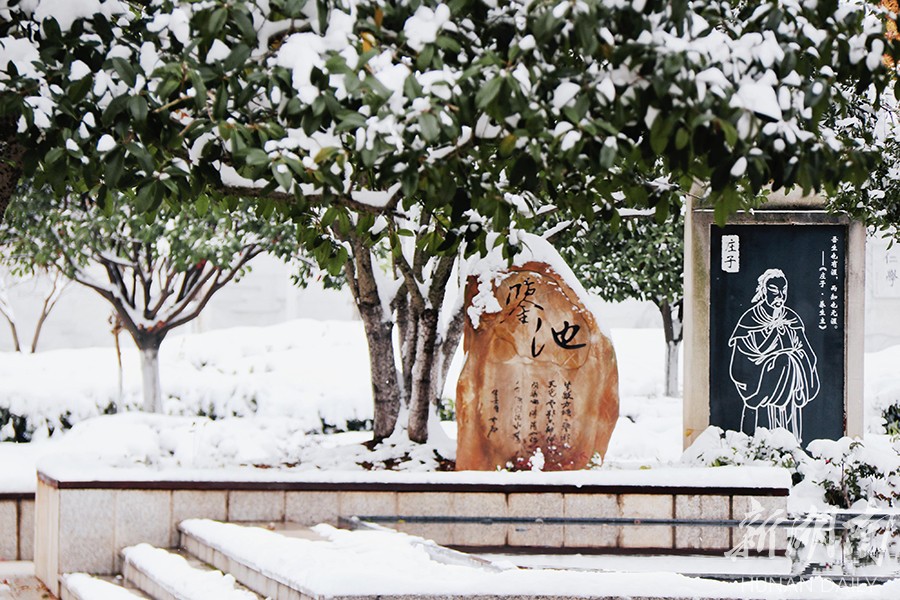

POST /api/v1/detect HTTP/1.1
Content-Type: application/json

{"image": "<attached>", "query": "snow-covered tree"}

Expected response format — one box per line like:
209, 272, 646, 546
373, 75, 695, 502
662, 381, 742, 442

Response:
0, 0, 897, 441
554, 211, 684, 397
1, 189, 300, 412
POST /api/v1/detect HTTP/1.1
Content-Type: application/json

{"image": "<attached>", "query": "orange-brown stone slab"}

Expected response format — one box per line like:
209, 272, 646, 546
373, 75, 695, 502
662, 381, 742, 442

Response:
456, 261, 619, 471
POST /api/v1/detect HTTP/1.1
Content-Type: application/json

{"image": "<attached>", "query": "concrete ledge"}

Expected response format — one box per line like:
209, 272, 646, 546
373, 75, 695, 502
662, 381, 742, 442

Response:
37, 462, 791, 496
34, 463, 791, 596
0, 494, 35, 561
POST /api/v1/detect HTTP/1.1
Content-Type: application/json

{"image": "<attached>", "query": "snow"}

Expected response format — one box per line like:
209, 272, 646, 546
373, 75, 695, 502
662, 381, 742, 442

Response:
479, 552, 793, 576
0, 38, 41, 81
463, 232, 612, 337
403, 4, 451, 52
0, 318, 793, 493
732, 81, 783, 121
551, 81, 580, 111
178, 519, 900, 599
350, 182, 402, 207
0, 315, 893, 492
32, 0, 126, 33
36, 443, 790, 489
63, 574, 145, 599
121, 544, 257, 599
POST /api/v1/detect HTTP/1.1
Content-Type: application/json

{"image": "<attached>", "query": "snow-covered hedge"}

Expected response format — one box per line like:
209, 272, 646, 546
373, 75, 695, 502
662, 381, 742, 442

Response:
681, 426, 811, 484
807, 437, 900, 510
684, 427, 900, 510
0, 320, 376, 442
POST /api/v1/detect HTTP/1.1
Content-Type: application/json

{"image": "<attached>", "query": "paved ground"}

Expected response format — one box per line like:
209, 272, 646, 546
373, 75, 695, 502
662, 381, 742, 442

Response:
0, 563, 54, 600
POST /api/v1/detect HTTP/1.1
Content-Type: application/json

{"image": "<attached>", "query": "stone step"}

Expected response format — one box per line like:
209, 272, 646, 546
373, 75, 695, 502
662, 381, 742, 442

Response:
59, 574, 153, 600
178, 521, 306, 600
120, 544, 261, 600
177, 519, 783, 600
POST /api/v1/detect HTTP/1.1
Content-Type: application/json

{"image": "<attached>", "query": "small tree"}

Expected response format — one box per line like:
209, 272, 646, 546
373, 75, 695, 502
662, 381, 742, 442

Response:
0, 266, 70, 353
555, 212, 684, 396
2, 190, 300, 412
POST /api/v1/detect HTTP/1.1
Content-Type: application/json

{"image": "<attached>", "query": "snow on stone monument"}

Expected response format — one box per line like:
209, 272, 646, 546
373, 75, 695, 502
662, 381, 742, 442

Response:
456, 235, 619, 471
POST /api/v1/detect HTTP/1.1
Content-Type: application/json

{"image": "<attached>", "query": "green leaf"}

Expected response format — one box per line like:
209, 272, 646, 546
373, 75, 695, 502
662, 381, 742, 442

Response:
68, 77, 92, 103
128, 96, 149, 125
675, 128, 690, 150
188, 71, 208, 110
719, 120, 738, 148
403, 74, 423, 100
314, 147, 339, 165
272, 163, 293, 190
499, 134, 517, 157
155, 77, 181, 102
126, 142, 154, 171
206, 8, 229, 39
416, 45, 435, 71
195, 195, 209, 216
419, 112, 440, 142
401, 170, 418, 198
45, 147, 66, 168
650, 116, 670, 155
213, 84, 228, 119
134, 182, 155, 212
475, 77, 503, 110
223, 44, 252, 72
336, 111, 367, 131
42, 17, 61, 42
105, 148, 125, 187
245, 148, 270, 166
599, 141, 616, 168
436, 35, 461, 53
232, 8, 256, 41
110, 58, 137, 87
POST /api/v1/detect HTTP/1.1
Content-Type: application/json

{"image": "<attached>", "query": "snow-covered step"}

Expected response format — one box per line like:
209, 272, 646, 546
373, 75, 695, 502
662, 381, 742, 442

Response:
60, 574, 152, 600
179, 521, 307, 600
121, 544, 261, 600
180, 519, 802, 600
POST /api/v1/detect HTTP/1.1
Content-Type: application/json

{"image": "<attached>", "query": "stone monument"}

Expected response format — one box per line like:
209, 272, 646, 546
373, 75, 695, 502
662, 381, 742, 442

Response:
683, 192, 865, 448
456, 260, 619, 471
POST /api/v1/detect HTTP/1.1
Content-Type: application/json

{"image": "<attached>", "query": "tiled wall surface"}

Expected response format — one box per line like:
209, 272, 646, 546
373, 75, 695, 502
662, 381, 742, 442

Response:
32, 479, 788, 596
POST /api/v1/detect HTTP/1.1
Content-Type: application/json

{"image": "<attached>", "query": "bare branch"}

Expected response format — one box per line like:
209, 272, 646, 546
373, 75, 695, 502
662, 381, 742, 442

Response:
164, 245, 264, 330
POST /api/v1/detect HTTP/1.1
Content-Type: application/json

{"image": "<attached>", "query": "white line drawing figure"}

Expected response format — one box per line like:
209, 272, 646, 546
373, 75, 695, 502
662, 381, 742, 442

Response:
728, 268, 820, 442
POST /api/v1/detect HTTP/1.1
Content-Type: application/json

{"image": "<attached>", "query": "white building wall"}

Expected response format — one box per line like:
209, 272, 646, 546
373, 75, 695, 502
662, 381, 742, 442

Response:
865, 235, 900, 352
0, 255, 357, 352
5, 238, 900, 353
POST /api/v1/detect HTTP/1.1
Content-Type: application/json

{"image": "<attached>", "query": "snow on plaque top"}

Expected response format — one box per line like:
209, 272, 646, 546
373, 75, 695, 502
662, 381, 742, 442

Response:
456, 234, 619, 471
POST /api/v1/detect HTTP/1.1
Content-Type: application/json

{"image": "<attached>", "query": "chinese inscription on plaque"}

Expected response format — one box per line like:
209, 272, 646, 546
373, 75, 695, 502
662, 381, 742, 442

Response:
456, 261, 619, 471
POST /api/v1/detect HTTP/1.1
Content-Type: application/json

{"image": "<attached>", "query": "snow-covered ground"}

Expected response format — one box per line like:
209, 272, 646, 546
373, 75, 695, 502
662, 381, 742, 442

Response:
0, 323, 682, 492
7, 319, 900, 598
0, 318, 897, 495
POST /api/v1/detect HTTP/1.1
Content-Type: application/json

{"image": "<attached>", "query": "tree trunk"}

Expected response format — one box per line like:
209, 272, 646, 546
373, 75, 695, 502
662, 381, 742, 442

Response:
137, 335, 164, 412
395, 289, 417, 403
111, 315, 124, 411
0, 120, 26, 223
361, 311, 401, 440
438, 307, 465, 393
30, 273, 67, 353
665, 340, 680, 398
5, 319, 19, 353
408, 308, 439, 443
658, 298, 684, 397
345, 240, 402, 441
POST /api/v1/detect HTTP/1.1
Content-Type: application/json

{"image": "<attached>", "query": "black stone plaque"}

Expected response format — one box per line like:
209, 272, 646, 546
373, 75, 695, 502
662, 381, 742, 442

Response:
709, 224, 846, 444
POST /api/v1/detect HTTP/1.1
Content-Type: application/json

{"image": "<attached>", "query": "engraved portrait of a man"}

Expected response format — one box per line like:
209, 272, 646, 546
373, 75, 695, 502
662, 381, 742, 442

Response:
727, 268, 820, 442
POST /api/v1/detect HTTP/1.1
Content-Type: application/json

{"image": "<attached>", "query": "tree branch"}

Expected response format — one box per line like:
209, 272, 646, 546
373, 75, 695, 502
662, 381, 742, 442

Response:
164, 245, 263, 331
